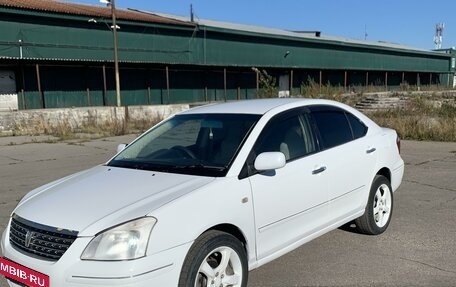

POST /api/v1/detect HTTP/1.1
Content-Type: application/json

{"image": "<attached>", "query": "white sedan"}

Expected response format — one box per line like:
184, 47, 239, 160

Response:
1, 98, 404, 287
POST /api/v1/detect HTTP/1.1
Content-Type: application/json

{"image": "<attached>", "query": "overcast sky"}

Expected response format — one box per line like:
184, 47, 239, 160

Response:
71, 0, 456, 50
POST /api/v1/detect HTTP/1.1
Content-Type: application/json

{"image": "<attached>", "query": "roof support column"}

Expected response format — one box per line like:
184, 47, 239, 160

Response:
290, 69, 294, 96
204, 71, 208, 102
146, 69, 151, 105
319, 70, 322, 92
365, 71, 369, 88
429, 73, 432, 86
417, 73, 420, 89
344, 71, 347, 91
85, 66, 91, 106
385, 72, 388, 91
224, 68, 227, 102
102, 65, 107, 106
35, 64, 44, 108
402, 72, 405, 85
256, 70, 259, 98
20, 64, 26, 110
237, 72, 241, 100
166, 66, 170, 104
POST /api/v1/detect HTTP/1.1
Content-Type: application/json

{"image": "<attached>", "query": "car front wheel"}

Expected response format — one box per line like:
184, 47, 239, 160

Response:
355, 175, 393, 235
178, 230, 248, 287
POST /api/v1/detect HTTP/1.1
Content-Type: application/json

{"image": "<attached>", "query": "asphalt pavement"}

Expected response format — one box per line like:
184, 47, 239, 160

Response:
0, 135, 455, 286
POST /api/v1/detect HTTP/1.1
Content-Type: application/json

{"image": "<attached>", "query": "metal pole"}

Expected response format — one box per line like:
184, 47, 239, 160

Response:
237, 72, 241, 100
35, 64, 45, 108
385, 72, 388, 91
255, 70, 259, 98
111, 0, 121, 107
224, 68, 227, 102
344, 71, 347, 91
147, 69, 151, 105
204, 71, 208, 102
166, 66, 170, 104
290, 69, 294, 96
20, 64, 26, 109
102, 65, 107, 106
319, 70, 322, 91
86, 66, 91, 106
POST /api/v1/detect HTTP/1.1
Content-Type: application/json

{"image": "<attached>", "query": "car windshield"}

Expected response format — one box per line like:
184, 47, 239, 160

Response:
108, 113, 260, 177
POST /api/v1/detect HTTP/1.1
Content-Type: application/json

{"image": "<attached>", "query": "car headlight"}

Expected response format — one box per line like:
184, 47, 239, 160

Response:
81, 217, 157, 261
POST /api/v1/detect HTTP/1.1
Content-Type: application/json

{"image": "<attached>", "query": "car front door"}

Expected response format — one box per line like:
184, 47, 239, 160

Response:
246, 111, 329, 262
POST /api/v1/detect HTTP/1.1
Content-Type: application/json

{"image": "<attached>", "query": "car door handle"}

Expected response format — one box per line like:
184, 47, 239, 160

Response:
366, 147, 376, 154
312, 166, 326, 175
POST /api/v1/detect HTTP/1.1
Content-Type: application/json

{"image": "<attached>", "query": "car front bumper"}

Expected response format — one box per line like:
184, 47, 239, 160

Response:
1, 221, 192, 287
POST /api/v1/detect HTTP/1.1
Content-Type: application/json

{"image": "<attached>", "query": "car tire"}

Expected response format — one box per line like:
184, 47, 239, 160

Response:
178, 230, 248, 287
355, 175, 393, 235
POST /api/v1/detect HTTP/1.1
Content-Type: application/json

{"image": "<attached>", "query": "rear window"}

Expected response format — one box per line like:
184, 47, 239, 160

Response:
347, 113, 368, 139
312, 110, 352, 149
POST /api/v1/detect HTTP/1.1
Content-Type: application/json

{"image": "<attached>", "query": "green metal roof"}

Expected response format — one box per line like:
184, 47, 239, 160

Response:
0, 0, 452, 73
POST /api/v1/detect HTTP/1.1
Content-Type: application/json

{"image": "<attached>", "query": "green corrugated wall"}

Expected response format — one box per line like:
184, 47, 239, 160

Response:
0, 6, 453, 109
0, 8, 450, 70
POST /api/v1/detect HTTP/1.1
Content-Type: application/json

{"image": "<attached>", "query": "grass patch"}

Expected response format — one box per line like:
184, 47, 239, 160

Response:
300, 78, 365, 106
12, 112, 163, 141
298, 79, 456, 142
366, 98, 456, 142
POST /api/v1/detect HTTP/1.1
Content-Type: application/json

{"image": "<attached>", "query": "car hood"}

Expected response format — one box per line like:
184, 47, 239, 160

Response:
13, 165, 214, 236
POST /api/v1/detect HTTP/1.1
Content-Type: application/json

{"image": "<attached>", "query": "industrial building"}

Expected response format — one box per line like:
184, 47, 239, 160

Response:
0, 0, 455, 110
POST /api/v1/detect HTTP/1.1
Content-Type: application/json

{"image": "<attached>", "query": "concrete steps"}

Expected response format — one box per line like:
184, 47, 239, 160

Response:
355, 95, 408, 110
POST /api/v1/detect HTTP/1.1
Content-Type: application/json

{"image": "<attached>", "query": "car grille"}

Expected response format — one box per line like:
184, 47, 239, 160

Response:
9, 215, 78, 261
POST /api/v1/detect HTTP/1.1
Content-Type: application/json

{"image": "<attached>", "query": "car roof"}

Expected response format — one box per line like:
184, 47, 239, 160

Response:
180, 98, 316, 115
178, 98, 380, 131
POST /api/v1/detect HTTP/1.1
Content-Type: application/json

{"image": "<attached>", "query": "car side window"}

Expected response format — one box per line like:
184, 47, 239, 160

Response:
312, 110, 353, 149
346, 113, 368, 139
254, 113, 316, 162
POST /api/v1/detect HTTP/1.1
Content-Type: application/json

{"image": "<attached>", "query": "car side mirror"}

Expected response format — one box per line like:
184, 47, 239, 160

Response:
117, 143, 127, 153
254, 152, 286, 171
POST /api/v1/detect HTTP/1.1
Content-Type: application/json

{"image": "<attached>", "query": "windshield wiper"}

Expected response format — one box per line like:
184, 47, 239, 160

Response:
109, 160, 227, 175
109, 161, 173, 172
171, 163, 226, 171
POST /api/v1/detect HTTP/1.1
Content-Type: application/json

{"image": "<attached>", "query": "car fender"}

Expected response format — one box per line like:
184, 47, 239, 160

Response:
372, 129, 404, 192
145, 176, 257, 266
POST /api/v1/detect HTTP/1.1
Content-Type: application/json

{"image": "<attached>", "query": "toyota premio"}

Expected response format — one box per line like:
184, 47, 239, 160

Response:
1, 98, 404, 287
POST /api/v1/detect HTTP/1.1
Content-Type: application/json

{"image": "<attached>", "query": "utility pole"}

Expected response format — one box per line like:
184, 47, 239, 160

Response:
110, 0, 121, 107
101, 0, 121, 106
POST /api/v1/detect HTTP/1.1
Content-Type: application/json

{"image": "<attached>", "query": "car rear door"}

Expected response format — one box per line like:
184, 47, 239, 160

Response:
309, 106, 378, 223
